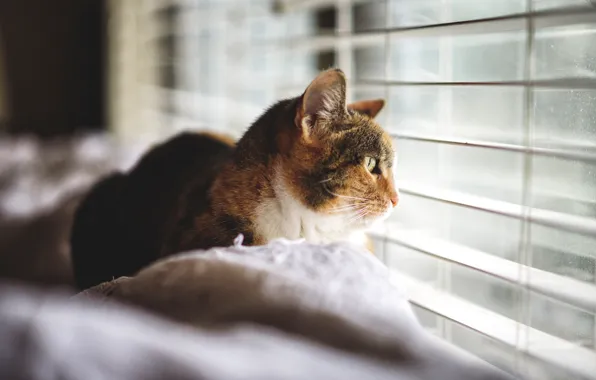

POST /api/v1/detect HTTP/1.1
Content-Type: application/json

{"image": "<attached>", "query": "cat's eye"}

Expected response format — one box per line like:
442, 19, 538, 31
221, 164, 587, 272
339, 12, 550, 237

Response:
364, 156, 377, 173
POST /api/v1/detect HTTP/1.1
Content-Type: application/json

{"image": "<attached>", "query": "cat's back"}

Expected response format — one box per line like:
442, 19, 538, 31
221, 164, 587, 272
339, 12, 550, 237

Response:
121, 131, 236, 257
129, 131, 235, 182
70, 131, 235, 290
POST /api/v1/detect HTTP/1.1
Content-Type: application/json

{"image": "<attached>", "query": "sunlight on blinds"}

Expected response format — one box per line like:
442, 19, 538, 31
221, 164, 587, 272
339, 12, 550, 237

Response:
142, 1, 596, 378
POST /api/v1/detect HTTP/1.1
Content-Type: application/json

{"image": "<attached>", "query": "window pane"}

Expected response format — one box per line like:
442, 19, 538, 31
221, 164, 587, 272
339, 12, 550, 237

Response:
387, 86, 525, 143
389, 195, 522, 261
535, 24, 596, 80
387, 0, 525, 29
532, 225, 596, 265
385, 241, 439, 282
388, 32, 524, 82
353, 46, 386, 81
534, 0, 595, 10
448, 320, 590, 380
529, 292, 595, 350
531, 156, 596, 219
395, 139, 525, 203
534, 89, 596, 148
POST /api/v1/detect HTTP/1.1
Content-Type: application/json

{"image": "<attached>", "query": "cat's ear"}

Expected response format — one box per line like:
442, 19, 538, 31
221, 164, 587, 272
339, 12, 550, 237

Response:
296, 69, 347, 140
347, 99, 385, 119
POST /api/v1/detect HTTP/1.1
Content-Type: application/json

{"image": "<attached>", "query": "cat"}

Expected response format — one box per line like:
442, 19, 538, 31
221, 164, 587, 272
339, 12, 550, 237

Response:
70, 68, 398, 290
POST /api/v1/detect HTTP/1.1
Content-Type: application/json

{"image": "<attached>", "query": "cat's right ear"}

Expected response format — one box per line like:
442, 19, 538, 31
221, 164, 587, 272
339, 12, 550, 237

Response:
296, 69, 347, 142
347, 99, 385, 119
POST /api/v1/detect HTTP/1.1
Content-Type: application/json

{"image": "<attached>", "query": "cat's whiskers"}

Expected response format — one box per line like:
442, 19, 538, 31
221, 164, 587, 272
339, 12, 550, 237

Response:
359, 208, 373, 223
334, 193, 368, 201
347, 205, 369, 224
327, 203, 361, 211
323, 187, 369, 202
327, 202, 367, 214
321, 183, 370, 202
328, 208, 357, 214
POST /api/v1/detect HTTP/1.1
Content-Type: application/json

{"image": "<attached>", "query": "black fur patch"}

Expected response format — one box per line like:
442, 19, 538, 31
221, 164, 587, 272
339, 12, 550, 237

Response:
215, 214, 254, 246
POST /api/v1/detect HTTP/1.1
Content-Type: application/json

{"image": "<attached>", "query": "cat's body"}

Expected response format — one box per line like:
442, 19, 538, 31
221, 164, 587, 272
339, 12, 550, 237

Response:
71, 132, 234, 289
71, 69, 398, 290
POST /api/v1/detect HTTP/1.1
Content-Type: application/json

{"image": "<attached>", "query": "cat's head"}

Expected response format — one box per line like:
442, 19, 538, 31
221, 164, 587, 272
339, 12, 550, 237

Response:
279, 68, 398, 230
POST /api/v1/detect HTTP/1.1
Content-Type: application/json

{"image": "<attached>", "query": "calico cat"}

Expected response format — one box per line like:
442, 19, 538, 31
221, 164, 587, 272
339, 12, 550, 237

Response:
70, 68, 398, 290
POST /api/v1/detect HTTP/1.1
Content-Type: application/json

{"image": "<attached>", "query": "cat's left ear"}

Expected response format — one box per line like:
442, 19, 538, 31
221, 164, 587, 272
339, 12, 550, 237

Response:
347, 99, 385, 119
296, 69, 347, 142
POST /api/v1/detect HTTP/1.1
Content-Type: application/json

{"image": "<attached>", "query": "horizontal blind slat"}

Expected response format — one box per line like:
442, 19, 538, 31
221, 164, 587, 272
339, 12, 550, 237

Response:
390, 132, 596, 164
370, 224, 596, 313
390, 270, 596, 380
356, 78, 596, 90
355, 6, 596, 36
250, 6, 596, 52
398, 181, 596, 237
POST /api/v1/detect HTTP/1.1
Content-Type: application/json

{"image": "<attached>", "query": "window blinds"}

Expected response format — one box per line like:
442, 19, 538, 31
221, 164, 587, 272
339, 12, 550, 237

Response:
138, 0, 596, 378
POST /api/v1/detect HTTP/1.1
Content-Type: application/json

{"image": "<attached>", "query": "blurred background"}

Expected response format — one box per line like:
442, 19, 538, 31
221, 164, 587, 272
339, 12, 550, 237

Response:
1, 0, 596, 379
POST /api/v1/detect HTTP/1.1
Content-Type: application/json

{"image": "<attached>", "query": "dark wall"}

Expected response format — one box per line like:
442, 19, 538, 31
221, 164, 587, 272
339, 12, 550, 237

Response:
0, 0, 106, 137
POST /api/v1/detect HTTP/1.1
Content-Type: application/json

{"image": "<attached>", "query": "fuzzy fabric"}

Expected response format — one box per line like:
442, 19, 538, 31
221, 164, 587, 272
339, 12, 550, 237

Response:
0, 133, 149, 219
0, 238, 518, 380
0, 133, 151, 287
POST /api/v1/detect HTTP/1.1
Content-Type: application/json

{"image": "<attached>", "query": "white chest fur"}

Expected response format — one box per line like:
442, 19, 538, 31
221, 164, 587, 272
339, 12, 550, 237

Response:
253, 174, 364, 246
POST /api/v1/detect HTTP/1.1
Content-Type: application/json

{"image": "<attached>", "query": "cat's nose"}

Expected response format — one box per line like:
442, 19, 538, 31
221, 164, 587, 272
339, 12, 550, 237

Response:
389, 191, 399, 207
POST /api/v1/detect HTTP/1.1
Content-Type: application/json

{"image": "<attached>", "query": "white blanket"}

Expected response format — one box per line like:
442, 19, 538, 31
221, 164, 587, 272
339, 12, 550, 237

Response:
0, 238, 519, 380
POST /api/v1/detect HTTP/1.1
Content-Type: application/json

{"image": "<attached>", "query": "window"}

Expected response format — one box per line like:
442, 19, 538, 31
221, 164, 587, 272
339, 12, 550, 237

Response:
142, 0, 596, 378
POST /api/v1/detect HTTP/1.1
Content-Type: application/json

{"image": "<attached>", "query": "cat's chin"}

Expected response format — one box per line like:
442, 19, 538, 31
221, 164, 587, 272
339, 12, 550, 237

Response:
351, 208, 393, 231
